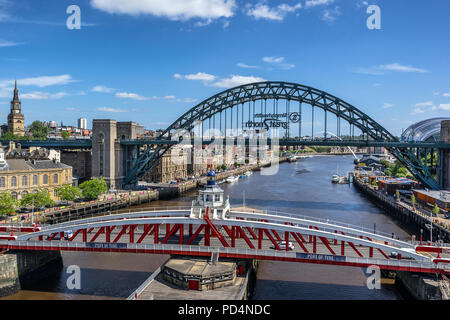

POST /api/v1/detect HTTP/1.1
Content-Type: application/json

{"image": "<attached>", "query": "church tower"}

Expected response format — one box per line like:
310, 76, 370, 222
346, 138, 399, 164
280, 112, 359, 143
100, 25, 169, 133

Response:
8, 81, 25, 137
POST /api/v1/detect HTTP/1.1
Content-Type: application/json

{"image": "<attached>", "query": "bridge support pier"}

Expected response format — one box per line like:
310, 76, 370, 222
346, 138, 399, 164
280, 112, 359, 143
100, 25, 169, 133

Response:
439, 120, 450, 190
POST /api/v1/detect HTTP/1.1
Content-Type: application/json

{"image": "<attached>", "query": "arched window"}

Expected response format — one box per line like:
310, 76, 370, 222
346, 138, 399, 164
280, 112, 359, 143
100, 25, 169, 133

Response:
0, 177, 5, 188
33, 190, 38, 194
22, 176, 27, 186
33, 175, 38, 185
22, 191, 28, 197
11, 176, 17, 187
53, 174, 58, 184
11, 192, 17, 200
43, 174, 48, 184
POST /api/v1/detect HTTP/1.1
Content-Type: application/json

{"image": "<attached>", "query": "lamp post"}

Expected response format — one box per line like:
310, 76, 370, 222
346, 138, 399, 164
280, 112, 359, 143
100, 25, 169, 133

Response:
430, 209, 433, 243
420, 228, 423, 246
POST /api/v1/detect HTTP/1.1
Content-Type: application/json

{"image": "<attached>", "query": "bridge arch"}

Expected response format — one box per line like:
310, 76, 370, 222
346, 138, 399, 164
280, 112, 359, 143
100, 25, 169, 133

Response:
124, 81, 439, 189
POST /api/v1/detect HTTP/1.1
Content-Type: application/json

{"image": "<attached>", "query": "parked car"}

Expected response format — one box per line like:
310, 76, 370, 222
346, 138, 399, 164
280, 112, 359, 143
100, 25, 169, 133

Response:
271, 241, 295, 251
46, 230, 73, 240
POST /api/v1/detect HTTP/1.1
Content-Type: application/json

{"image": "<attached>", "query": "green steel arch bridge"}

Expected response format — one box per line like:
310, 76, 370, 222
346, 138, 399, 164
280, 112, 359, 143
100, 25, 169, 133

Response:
1, 82, 449, 189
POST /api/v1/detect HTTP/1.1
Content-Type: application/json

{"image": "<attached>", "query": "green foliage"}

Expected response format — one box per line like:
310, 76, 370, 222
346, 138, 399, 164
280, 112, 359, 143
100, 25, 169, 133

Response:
29, 121, 49, 140
411, 194, 416, 206
1, 131, 26, 141
0, 192, 17, 216
220, 164, 227, 170
56, 184, 82, 202
432, 204, 440, 216
61, 131, 70, 140
386, 160, 411, 178
79, 178, 108, 200
21, 189, 55, 208
396, 189, 400, 199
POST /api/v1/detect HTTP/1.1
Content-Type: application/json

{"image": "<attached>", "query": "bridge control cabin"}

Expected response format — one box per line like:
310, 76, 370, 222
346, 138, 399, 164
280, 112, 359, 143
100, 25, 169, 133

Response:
190, 171, 230, 220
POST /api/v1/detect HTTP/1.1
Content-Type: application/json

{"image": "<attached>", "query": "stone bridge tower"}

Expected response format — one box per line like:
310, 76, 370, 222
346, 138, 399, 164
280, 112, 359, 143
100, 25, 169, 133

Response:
440, 120, 450, 190
92, 120, 137, 189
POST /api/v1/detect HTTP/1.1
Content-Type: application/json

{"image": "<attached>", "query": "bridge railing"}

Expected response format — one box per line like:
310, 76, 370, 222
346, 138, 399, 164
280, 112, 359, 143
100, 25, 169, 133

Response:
236, 209, 407, 241
2, 240, 448, 271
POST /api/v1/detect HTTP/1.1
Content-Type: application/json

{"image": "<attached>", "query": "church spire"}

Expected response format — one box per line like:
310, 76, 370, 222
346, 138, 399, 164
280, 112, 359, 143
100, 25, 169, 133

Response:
13, 80, 19, 101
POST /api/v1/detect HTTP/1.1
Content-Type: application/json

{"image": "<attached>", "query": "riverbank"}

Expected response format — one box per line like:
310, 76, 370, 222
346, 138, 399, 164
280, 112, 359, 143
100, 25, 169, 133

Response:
1, 158, 287, 225
353, 176, 450, 242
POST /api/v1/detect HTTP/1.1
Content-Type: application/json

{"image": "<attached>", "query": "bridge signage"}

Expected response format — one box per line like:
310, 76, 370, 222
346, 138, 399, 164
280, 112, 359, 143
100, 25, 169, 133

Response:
296, 252, 346, 262
244, 112, 300, 131
86, 243, 127, 249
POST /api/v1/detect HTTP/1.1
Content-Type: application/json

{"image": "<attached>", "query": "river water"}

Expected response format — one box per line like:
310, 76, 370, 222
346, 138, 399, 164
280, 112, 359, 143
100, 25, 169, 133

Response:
3, 156, 413, 300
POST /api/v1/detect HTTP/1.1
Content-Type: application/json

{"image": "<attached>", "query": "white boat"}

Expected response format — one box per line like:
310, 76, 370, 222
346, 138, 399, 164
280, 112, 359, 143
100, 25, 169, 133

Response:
244, 171, 253, 176
332, 174, 340, 183
226, 176, 239, 183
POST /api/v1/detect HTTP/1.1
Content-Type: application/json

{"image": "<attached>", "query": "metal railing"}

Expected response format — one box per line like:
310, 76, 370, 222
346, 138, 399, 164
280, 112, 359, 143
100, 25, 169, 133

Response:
2, 240, 448, 271
126, 267, 162, 300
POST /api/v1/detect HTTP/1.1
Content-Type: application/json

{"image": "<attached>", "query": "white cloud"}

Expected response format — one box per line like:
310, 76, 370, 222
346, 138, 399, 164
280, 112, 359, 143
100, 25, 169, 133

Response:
0, 74, 75, 88
305, 0, 334, 8
262, 56, 295, 70
322, 6, 340, 22
96, 107, 128, 113
414, 101, 434, 108
438, 103, 450, 111
21, 91, 69, 100
382, 103, 393, 109
0, 39, 23, 47
443, 93, 450, 97
174, 72, 216, 81
115, 92, 149, 100
246, 2, 302, 21
354, 63, 429, 75
91, 85, 116, 93
212, 75, 266, 88
379, 63, 428, 73
237, 62, 258, 69
263, 56, 284, 64
411, 108, 425, 115
90, 0, 236, 22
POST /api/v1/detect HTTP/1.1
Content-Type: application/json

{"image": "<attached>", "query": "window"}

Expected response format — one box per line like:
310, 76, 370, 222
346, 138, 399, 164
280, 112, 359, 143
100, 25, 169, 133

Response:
22, 191, 28, 197
54, 190, 58, 197
43, 174, 48, 184
22, 176, 27, 187
33, 175, 38, 185
11, 176, 17, 187
11, 192, 17, 200
33, 190, 38, 194
53, 174, 58, 184
0, 177, 5, 188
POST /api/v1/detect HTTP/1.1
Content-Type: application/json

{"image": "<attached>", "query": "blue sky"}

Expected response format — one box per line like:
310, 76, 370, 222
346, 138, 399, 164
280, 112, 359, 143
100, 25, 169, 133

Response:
0, 0, 449, 135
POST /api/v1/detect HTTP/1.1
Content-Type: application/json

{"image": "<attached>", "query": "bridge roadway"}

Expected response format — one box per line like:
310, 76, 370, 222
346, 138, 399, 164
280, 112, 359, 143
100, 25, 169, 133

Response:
1, 209, 450, 274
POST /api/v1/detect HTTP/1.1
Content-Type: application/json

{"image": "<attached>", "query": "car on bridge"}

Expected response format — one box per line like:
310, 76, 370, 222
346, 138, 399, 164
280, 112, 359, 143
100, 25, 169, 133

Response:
46, 230, 73, 241
271, 241, 295, 251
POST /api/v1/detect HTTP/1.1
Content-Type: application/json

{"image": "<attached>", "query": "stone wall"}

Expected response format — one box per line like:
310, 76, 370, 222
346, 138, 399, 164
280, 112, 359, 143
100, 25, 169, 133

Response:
396, 271, 443, 300
0, 254, 20, 297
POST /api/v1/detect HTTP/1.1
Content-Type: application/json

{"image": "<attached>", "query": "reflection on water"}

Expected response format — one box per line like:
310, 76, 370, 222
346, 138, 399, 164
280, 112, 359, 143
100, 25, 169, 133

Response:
4, 156, 410, 300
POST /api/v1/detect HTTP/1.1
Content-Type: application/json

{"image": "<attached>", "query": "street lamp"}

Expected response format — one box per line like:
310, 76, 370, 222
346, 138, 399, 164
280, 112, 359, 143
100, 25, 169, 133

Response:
420, 228, 423, 246
430, 209, 433, 243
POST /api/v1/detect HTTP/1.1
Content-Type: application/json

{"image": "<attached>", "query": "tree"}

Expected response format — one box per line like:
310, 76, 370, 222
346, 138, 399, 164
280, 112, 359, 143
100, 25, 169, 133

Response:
61, 131, 70, 140
56, 184, 82, 202
29, 121, 49, 140
432, 204, 440, 216
79, 178, 108, 200
395, 189, 400, 200
0, 192, 17, 216
411, 194, 416, 208
21, 189, 54, 208
395, 167, 409, 178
